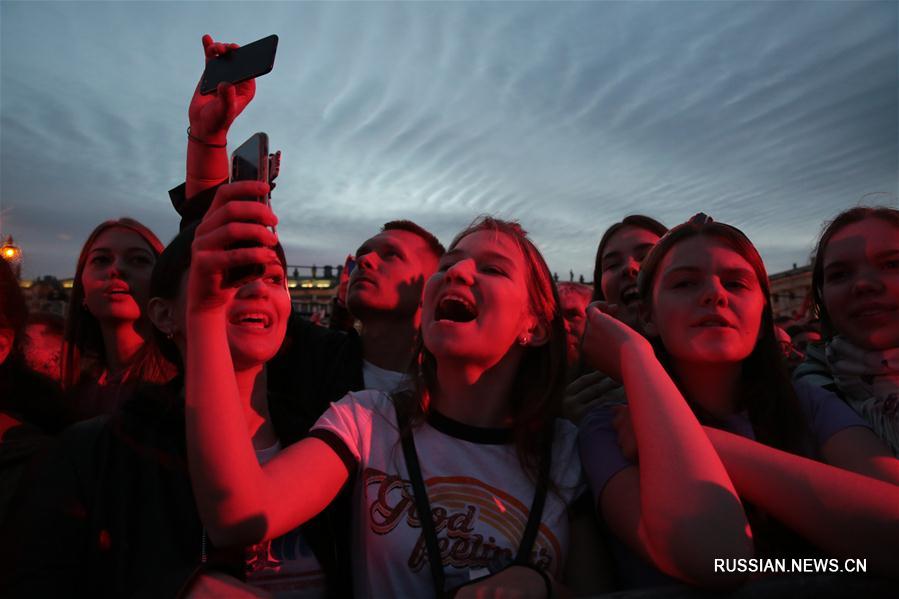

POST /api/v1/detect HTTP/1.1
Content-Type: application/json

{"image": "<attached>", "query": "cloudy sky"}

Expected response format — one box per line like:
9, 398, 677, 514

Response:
1, 1, 896, 280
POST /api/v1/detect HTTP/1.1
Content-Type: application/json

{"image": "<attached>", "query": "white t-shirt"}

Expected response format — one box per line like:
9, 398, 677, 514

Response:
246, 441, 327, 599
362, 360, 409, 394
311, 390, 583, 599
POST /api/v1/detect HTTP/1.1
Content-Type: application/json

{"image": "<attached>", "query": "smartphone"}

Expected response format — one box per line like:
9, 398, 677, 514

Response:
201, 34, 278, 95
225, 132, 277, 286
231, 132, 269, 194
346, 258, 356, 275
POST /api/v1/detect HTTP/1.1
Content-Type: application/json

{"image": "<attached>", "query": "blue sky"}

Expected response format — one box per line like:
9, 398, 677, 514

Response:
1, 1, 896, 280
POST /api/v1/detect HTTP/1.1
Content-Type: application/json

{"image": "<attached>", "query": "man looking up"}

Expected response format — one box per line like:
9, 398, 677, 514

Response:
347, 221, 443, 391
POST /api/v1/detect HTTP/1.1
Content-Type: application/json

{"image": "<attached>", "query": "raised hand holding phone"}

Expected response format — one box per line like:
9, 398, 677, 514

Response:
188, 180, 278, 313
188, 34, 258, 144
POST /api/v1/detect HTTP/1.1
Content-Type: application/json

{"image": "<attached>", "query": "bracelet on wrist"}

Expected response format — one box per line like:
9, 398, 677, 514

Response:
187, 126, 227, 148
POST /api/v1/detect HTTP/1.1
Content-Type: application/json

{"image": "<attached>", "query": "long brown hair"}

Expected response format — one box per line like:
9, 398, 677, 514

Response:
811, 205, 899, 339
62, 218, 164, 389
636, 215, 806, 454
397, 216, 567, 480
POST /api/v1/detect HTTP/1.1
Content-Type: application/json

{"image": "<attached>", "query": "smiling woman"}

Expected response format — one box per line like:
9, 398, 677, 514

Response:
185, 212, 609, 598
62, 217, 165, 419
796, 206, 899, 456
578, 214, 899, 588
592, 215, 668, 331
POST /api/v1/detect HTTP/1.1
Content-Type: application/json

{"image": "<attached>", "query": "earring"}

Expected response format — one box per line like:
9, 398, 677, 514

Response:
519, 334, 530, 346
165, 330, 174, 341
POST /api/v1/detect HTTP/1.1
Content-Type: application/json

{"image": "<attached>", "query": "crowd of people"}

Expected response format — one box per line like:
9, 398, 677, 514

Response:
1, 35, 898, 598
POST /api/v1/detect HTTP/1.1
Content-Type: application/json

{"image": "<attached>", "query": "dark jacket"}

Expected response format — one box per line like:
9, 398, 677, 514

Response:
3, 312, 364, 598
0, 358, 66, 526
2, 381, 208, 597
267, 314, 364, 598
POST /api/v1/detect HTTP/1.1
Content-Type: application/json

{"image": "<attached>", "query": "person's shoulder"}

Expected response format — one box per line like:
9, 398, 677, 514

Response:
792, 343, 834, 387
791, 377, 872, 444
48, 414, 112, 474
281, 313, 360, 359
553, 417, 579, 442
792, 377, 842, 410
63, 413, 111, 440
338, 388, 394, 413
286, 312, 350, 342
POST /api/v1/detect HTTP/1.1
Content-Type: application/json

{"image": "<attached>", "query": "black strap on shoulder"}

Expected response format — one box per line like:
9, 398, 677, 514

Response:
514, 425, 553, 565
395, 401, 555, 598
397, 403, 446, 598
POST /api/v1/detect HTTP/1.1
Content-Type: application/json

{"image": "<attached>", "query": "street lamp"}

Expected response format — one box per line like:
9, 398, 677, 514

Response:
1, 235, 23, 278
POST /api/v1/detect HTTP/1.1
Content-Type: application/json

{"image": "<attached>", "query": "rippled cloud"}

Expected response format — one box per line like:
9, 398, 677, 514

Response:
1, 1, 896, 279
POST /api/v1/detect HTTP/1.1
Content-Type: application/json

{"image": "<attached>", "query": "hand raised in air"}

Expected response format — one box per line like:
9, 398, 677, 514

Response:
188, 34, 256, 144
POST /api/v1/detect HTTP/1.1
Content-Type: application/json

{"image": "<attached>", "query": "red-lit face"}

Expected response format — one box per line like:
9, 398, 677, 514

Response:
225, 260, 292, 369
560, 292, 589, 366
81, 228, 156, 324
347, 230, 438, 322
23, 323, 63, 381
648, 237, 765, 367
601, 226, 661, 327
169, 260, 290, 371
821, 218, 899, 350
422, 230, 534, 367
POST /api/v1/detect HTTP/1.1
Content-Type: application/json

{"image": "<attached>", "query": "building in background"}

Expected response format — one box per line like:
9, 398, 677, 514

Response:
769, 263, 813, 323
287, 264, 340, 323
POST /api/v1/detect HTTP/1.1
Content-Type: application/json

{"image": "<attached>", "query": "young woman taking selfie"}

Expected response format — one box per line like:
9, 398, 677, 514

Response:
184, 189, 607, 597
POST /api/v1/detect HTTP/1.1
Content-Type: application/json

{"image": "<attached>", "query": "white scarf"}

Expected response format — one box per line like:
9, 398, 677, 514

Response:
825, 336, 899, 457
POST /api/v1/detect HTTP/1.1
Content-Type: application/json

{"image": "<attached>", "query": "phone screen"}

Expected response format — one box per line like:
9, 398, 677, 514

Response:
201, 34, 278, 95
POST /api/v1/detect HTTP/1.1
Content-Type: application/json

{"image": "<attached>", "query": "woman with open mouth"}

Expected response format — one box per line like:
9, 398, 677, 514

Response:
563, 215, 669, 424
592, 214, 668, 332
62, 217, 165, 420
579, 214, 899, 589
185, 198, 608, 597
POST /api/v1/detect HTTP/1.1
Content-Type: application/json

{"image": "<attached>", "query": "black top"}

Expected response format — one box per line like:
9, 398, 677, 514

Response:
2, 310, 366, 598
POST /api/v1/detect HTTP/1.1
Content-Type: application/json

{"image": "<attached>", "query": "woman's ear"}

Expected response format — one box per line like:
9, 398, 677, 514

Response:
523, 318, 550, 348
147, 298, 177, 338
